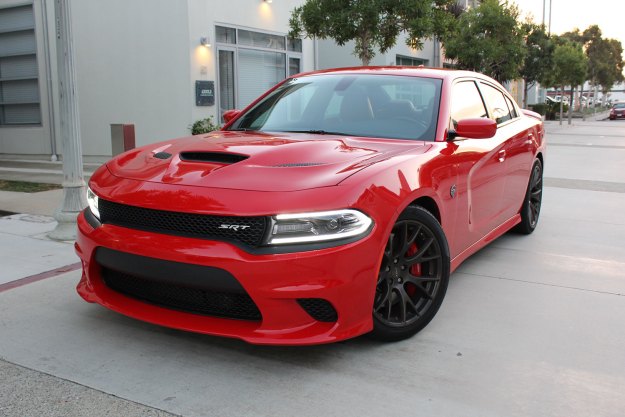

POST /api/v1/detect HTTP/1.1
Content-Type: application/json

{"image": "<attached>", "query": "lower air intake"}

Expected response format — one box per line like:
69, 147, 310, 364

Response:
101, 268, 262, 321
297, 298, 338, 322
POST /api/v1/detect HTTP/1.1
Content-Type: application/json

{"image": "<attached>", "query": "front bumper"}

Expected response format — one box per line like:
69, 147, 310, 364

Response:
75, 209, 383, 345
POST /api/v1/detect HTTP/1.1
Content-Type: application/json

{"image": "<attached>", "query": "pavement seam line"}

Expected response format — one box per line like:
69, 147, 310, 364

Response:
0, 358, 183, 417
0, 262, 81, 293
458, 271, 625, 297
544, 177, 625, 194
488, 244, 625, 267
547, 143, 625, 149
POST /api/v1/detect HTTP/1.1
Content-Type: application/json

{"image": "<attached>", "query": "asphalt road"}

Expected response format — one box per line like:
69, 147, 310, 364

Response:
1, 118, 624, 417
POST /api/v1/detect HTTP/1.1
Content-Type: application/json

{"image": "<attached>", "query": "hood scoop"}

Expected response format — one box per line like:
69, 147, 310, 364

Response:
179, 151, 248, 164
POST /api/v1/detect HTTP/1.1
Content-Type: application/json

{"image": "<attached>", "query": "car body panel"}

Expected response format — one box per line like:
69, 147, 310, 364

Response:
106, 132, 428, 192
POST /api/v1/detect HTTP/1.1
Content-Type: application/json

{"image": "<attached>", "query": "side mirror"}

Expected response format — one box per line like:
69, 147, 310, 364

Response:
223, 109, 241, 124
454, 118, 497, 139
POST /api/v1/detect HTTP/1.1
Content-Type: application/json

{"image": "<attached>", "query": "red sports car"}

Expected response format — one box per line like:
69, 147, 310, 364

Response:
76, 67, 545, 345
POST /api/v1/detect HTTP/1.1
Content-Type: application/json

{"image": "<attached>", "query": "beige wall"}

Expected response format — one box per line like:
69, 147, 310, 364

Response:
317, 32, 440, 70
71, 0, 192, 158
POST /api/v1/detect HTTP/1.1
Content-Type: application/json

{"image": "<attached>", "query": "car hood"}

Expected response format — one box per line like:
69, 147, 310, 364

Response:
106, 131, 429, 192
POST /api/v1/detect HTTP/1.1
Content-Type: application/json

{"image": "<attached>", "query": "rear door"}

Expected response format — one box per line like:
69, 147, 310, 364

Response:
479, 83, 533, 220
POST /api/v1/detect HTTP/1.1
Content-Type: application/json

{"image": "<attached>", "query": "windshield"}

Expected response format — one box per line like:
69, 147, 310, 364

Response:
614, 103, 625, 109
229, 74, 442, 141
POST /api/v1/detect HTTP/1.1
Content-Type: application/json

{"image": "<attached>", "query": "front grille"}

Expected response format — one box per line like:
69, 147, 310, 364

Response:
102, 268, 262, 321
98, 199, 267, 247
297, 298, 338, 322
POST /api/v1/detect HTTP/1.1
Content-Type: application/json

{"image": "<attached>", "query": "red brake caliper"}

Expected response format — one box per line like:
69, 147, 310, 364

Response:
406, 243, 421, 296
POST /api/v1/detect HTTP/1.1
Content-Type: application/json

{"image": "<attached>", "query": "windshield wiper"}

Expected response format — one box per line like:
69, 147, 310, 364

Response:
229, 128, 257, 132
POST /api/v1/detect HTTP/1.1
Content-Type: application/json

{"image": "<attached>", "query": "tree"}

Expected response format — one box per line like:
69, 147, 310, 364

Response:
442, 0, 526, 83
543, 38, 588, 124
288, 0, 457, 66
520, 22, 554, 108
562, 26, 624, 109
592, 38, 625, 104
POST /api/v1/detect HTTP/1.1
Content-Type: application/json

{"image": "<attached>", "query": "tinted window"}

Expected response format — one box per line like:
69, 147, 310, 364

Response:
481, 84, 512, 124
230, 74, 442, 141
450, 81, 487, 127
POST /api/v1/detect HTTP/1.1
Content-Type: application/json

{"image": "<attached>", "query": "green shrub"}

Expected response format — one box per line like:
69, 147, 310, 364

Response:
190, 116, 220, 135
535, 102, 568, 120
529, 103, 548, 115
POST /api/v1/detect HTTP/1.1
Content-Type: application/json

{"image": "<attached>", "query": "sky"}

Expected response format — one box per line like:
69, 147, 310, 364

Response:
514, 0, 624, 45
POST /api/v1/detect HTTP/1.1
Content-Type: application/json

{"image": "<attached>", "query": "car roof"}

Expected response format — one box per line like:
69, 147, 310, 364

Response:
292, 66, 500, 85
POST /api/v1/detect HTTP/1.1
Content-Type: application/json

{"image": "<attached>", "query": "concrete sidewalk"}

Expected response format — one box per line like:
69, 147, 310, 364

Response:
0, 172, 175, 415
0, 159, 99, 185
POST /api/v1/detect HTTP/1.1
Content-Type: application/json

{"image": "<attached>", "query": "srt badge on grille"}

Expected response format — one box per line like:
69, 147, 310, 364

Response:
219, 224, 251, 231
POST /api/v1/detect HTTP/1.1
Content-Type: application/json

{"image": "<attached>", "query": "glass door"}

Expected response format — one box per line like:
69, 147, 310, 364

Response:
217, 47, 236, 122
288, 56, 301, 77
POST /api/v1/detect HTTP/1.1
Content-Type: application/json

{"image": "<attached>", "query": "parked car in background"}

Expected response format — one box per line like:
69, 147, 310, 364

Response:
76, 67, 546, 345
609, 102, 625, 120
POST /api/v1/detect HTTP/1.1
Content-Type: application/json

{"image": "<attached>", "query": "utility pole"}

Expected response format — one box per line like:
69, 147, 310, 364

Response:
49, 0, 86, 241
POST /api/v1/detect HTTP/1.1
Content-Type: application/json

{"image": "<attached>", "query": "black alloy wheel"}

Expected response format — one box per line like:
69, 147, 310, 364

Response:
370, 206, 450, 342
514, 159, 543, 234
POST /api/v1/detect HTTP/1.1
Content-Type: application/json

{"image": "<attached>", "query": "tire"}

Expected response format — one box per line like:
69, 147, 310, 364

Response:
513, 159, 543, 234
370, 206, 450, 342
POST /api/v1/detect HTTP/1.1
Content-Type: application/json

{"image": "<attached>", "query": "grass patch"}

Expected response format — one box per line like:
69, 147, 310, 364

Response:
0, 180, 62, 193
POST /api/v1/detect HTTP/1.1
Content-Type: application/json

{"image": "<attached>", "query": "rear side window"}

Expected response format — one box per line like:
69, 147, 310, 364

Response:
450, 81, 487, 128
504, 95, 518, 119
481, 84, 512, 124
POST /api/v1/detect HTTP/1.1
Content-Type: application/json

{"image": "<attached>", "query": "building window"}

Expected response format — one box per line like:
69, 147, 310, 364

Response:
215, 25, 302, 120
396, 55, 428, 67
0, 4, 41, 126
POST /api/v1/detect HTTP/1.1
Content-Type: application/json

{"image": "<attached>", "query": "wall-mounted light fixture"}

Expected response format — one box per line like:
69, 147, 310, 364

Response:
200, 36, 211, 48
264, 0, 273, 3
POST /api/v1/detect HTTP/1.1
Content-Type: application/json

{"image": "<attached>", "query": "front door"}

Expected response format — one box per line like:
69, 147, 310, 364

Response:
448, 80, 508, 253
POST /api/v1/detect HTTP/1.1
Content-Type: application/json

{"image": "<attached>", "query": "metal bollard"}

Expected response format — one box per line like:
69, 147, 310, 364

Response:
111, 124, 136, 156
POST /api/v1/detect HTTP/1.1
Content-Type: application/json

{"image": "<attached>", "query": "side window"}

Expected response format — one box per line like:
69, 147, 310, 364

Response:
450, 81, 488, 128
504, 95, 518, 119
480, 84, 512, 124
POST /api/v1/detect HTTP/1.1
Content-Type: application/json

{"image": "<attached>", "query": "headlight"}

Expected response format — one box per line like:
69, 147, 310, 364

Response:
86, 186, 100, 219
268, 209, 373, 245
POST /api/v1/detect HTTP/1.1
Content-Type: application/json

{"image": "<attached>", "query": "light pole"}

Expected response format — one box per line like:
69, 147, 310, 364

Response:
548, 0, 553, 36
48, 0, 87, 241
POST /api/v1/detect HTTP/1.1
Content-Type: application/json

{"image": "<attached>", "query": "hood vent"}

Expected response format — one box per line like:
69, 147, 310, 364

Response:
273, 162, 324, 167
153, 152, 172, 160
179, 152, 249, 164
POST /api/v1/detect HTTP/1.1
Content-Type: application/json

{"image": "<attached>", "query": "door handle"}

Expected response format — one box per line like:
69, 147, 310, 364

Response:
498, 150, 506, 163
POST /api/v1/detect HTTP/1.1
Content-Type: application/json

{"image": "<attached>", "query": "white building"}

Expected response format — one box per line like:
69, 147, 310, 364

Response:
0, 0, 441, 162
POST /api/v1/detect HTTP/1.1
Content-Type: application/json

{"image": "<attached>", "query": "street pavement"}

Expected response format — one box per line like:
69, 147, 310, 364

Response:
1, 114, 624, 417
